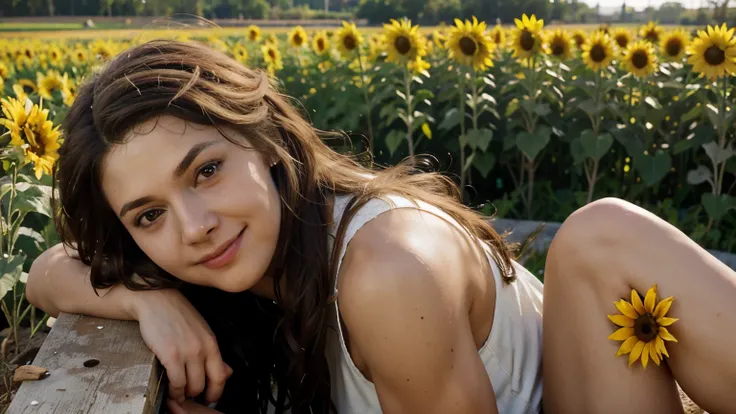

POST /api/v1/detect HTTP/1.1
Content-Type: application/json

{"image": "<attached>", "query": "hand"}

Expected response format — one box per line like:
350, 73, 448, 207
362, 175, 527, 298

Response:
167, 399, 222, 414
131, 289, 233, 404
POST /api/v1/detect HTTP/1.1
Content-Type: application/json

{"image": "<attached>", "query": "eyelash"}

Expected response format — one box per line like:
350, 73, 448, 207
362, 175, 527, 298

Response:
134, 159, 223, 228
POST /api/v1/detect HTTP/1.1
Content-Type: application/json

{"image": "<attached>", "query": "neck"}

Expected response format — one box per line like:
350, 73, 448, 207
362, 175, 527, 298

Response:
249, 274, 278, 301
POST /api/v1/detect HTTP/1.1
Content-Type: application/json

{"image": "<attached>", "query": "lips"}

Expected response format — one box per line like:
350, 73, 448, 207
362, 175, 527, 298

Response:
197, 228, 245, 270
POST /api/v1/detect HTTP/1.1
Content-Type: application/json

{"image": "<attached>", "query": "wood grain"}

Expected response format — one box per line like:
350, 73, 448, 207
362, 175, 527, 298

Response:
7, 312, 165, 414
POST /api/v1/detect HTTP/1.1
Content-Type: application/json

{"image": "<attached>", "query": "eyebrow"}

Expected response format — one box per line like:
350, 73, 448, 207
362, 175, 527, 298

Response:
118, 140, 219, 218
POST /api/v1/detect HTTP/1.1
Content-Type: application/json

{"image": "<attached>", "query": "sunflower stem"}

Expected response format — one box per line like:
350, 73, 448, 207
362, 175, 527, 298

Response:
459, 69, 467, 201
356, 47, 375, 158
403, 67, 415, 163
586, 69, 603, 204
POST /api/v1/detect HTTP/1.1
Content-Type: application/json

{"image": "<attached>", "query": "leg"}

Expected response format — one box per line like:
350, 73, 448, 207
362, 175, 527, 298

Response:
543, 198, 736, 414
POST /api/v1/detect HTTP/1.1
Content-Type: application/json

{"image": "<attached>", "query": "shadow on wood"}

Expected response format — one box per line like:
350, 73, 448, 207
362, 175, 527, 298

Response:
7, 313, 165, 414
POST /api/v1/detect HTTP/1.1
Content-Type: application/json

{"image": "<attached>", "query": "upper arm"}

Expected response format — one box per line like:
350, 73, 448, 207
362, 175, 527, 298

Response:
338, 208, 498, 414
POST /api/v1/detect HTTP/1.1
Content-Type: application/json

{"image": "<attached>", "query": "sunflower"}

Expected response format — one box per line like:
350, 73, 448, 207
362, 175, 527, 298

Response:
612, 28, 632, 51
335, 21, 363, 58
17, 78, 37, 96
232, 42, 248, 63
262, 44, 283, 74
247, 25, 262, 42
0, 61, 8, 79
511, 13, 544, 59
312, 31, 330, 55
544, 29, 573, 60
47, 45, 64, 67
490, 25, 507, 48
623, 40, 658, 78
446, 16, 494, 71
408, 57, 431, 75
288, 26, 308, 49
687, 23, 736, 80
639, 21, 663, 43
0, 97, 61, 179
608, 285, 678, 368
382, 18, 426, 64
582, 31, 615, 72
91, 41, 114, 61
572, 30, 586, 50
660, 29, 690, 61
71, 48, 88, 66
61, 76, 78, 107
37, 70, 65, 100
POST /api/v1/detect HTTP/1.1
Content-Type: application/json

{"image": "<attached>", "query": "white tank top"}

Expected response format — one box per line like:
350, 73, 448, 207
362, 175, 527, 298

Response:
325, 194, 544, 413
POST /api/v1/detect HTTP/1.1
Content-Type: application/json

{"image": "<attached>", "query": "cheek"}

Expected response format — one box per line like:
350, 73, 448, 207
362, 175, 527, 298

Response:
130, 230, 185, 277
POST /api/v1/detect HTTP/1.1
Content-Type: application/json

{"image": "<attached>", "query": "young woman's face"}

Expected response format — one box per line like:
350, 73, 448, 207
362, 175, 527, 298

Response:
101, 115, 281, 293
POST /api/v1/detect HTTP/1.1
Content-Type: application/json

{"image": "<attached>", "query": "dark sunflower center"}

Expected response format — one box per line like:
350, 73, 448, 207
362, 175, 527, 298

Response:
645, 30, 659, 42
632, 50, 648, 69
574, 35, 585, 47
343, 35, 357, 51
28, 129, 46, 156
293, 34, 303, 45
250, 31, 257, 40
459, 36, 478, 56
705, 45, 726, 65
395, 36, 411, 55
268, 49, 276, 59
552, 41, 565, 56
616, 36, 628, 48
590, 44, 607, 62
494, 33, 501, 44
317, 39, 325, 50
634, 314, 659, 342
666, 39, 682, 57
520, 30, 535, 51
25, 49, 32, 59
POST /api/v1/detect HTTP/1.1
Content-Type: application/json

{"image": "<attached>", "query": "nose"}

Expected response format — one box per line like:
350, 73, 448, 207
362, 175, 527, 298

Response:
176, 192, 219, 245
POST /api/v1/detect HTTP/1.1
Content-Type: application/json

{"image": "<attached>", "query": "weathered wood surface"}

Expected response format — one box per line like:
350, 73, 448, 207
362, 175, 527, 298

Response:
7, 312, 165, 414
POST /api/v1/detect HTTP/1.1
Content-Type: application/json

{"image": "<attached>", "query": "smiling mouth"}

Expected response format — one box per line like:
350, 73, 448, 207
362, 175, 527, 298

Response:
198, 228, 246, 270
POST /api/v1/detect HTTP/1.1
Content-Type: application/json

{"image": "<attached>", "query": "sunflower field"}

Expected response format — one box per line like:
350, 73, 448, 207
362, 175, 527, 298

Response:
0, 16, 734, 366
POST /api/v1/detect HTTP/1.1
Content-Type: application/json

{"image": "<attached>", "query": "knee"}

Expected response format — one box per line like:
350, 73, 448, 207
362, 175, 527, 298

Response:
547, 197, 647, 274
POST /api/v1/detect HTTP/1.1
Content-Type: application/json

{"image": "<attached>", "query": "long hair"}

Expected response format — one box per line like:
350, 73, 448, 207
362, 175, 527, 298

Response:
54, 39, 515, 413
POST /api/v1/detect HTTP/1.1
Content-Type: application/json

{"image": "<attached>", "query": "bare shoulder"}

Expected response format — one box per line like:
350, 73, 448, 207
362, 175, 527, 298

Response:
337, 206, 486, 316
335, 207, 498, 412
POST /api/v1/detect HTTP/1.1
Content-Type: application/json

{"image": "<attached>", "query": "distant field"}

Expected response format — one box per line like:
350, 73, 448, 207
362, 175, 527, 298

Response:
0, 21, 700, 40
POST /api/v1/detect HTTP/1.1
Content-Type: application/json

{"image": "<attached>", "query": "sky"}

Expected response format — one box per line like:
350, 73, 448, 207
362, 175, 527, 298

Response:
580, 0, 704, 10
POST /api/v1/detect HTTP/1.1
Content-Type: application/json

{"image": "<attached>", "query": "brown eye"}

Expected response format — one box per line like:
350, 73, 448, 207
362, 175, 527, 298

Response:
136, 209, 163, 227
195, 161, 221, 185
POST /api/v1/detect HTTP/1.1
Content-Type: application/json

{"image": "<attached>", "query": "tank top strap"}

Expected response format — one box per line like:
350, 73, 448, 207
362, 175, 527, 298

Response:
329, 194, 422, 294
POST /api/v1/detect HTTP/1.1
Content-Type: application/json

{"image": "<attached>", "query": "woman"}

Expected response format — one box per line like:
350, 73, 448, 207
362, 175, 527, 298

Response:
26, 40, 736, 414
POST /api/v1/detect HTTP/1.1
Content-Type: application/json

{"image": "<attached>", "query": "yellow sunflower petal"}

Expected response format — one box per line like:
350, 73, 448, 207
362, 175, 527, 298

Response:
653, 296, 674, 319
631, 289, 645, 315
629, 340, 645, 366
608, 314, 635, 327
658, 327, 678, 342
650, 345, 661, 365
657, 317, 679, 327
616, 335, 639, 357
641, 342, 651, 368
608, 327, 635, 341
644, 285, 657, 313
615, 299, 639, 319
656, 336, 670, 358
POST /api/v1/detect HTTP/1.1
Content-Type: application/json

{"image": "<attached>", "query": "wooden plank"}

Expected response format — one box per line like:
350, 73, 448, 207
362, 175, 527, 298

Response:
7, 312, 165, 414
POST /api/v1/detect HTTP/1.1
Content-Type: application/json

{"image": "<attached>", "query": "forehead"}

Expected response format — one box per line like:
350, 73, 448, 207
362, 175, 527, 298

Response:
100, 116, 227, 209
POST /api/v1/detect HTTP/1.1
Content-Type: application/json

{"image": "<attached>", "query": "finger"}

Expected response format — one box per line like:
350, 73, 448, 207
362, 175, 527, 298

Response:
185, 360, 206, 398
167, 399, 187, 414
203, 358, 229, 403
164, 362, 187, 403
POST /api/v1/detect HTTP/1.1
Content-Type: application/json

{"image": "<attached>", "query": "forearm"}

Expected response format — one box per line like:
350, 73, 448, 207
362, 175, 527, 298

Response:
27, 243, 140, 320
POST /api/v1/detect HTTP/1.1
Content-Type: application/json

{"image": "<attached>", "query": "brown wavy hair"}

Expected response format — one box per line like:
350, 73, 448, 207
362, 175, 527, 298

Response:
54, 39, 516, 413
